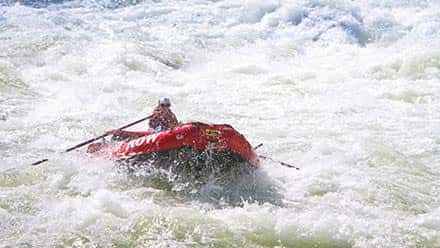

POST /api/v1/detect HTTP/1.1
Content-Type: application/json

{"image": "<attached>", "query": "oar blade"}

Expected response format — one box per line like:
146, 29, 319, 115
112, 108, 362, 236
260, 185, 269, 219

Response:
258, 155, 300, 170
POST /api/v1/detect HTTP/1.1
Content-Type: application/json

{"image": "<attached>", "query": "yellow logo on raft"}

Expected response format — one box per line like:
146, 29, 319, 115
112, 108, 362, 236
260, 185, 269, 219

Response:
205, 129, 221, 137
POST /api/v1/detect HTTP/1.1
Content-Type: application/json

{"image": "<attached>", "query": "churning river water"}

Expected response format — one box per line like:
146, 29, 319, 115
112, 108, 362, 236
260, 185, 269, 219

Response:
1, 0, 440, 247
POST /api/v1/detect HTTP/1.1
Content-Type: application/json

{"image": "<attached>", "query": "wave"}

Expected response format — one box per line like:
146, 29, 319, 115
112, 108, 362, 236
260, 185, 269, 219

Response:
2, 0, 148, 8
117, 148, 284, 207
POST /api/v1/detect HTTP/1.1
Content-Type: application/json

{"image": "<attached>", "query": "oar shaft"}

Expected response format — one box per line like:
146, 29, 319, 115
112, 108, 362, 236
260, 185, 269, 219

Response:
31, 115, 152, 166
115, 115, 152, 130
64, 115, 151, 153
64, 133, 108, 152
31, 159, 48, 166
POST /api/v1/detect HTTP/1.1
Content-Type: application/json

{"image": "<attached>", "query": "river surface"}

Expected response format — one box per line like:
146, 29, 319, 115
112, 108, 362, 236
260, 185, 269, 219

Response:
1, 0, 440, 247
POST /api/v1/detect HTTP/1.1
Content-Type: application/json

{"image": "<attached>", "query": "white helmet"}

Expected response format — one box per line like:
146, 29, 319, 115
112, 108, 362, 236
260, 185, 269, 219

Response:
159, 97, 171, 106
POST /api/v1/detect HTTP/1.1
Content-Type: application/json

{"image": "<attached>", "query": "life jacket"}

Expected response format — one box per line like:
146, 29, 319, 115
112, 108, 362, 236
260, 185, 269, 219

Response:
148, 106, 178, 130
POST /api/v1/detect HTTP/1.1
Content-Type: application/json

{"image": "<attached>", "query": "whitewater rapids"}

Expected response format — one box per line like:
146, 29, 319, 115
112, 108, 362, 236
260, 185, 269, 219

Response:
1, 0, 440, 247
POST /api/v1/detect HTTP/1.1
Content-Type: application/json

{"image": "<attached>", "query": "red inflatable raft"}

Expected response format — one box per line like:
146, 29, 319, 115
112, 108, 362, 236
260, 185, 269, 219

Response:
87, 122, 260, 168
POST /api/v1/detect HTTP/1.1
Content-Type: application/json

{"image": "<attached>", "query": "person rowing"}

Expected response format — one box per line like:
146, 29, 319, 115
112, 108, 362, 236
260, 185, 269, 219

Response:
149, 97, 178, 132
106, 97, 179, 139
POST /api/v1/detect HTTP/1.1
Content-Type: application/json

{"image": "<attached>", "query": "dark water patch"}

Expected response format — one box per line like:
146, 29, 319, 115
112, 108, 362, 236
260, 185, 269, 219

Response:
1, 0, 72, 8
0, 63, 40, 118
91, 0, 147, 9
1, 0, 148, 8
128, 208, 246, 247
0, 189, 41, 215
0, 166, 46, 188
117, 147, 284, 207
294, 1, 371, 46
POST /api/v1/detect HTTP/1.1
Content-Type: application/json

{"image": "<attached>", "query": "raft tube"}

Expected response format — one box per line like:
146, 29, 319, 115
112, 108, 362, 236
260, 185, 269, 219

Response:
89, 122, 260, 168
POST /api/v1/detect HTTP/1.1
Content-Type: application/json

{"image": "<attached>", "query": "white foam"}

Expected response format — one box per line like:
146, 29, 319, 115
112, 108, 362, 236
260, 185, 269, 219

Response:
1, 0, 440, 247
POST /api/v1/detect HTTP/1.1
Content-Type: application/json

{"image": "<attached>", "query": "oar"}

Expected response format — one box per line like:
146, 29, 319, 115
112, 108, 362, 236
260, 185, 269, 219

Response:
31, 115, 152, 166
253, 143, 263, 150
253, 143, 300, 170
258, 155, 300, 170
